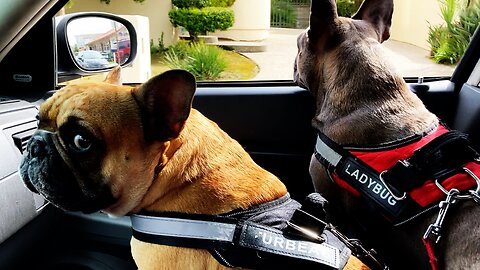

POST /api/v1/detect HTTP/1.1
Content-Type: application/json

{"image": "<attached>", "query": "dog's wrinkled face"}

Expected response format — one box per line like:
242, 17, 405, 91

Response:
294, 0, 394, 100
20, 68, 196, 216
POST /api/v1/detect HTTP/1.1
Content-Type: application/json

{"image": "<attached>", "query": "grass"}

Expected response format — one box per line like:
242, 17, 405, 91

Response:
152, 47, 258, 81
65, 47, 258, 84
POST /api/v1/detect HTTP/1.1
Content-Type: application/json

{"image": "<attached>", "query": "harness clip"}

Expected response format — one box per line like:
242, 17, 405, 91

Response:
423, 188, 458, 243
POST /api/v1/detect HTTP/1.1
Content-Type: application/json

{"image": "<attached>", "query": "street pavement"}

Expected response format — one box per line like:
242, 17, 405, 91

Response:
241, 28, 455, 81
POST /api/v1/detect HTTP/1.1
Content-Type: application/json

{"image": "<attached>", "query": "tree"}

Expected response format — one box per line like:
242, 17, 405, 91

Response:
169, 0, 235, 41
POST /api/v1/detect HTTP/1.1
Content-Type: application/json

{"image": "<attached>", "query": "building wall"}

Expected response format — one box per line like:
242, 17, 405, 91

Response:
66, 0, 175, 46
390, 0, 444, 50
66, 0, 271, 43
214, 0, 271, 41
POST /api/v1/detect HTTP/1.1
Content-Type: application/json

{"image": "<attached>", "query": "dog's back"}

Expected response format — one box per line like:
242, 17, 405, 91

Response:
294, 0, 480, 269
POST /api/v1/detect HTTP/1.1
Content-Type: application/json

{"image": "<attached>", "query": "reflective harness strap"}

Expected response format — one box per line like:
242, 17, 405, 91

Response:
130, 193, 389, 270
131, 214, 341, 269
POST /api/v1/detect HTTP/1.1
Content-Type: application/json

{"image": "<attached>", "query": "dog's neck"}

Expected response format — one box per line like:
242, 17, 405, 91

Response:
135, 109, 287, 215
312, 44, 438, 145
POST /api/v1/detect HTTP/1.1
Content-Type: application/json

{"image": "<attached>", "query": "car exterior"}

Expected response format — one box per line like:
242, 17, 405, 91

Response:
114, 40, 130, 64
76, 50, 111, 69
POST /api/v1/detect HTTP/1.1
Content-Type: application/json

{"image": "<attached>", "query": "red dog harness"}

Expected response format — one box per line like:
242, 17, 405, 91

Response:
314, 123, 480, 269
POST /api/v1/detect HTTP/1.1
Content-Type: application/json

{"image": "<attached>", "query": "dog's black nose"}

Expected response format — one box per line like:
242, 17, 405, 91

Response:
28, 135, 47, 157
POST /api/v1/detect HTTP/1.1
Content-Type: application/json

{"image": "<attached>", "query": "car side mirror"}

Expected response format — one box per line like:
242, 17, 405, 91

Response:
56, 12, 137, 79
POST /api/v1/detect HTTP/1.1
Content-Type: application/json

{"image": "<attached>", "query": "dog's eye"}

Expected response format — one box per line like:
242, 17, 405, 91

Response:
72, 133, 91, 151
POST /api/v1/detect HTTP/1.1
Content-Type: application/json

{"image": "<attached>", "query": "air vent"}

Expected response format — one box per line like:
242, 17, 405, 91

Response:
12, 128, 37, 153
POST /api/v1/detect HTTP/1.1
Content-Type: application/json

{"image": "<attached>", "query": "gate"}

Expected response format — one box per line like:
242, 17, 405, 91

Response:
270, 0, 311, 29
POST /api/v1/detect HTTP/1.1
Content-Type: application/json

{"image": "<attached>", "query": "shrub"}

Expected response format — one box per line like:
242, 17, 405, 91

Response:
169, 0, 235, 41
337, 0, 360, 17
428, 0, 480, 64
150, 32, 168, 56
209, 0, 236, 7
166, 40, 192, 59
169, 7, 234, 40
171, 0, 211, 8
164, 42, 227, 81
427, 24, 448, 56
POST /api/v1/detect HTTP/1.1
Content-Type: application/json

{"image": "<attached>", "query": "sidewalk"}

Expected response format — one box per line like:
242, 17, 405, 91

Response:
241, 28, 455, 80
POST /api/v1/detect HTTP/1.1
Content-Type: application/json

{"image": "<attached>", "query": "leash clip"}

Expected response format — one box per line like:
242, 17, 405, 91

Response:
423, 188, 459, 243
326, 225, 388, 270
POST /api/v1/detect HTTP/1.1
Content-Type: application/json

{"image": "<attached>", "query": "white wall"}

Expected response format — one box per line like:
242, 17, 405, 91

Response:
390, 0, 444, 50
213, 0, 271, 41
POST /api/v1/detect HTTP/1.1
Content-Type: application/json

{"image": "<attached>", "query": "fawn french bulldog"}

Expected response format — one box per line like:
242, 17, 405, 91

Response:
20, 67, 370, 269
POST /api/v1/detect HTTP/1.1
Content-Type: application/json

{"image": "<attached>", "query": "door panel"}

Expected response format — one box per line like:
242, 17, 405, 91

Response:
193, 86, 317, 199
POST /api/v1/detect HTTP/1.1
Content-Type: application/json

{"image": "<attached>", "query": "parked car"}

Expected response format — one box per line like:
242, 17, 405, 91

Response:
76, 50, 111, 69
114, 40, 130, 64
0, 0, 479, 269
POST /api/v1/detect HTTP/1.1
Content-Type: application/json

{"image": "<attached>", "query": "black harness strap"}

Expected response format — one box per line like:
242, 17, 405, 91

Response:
381, 130, 479, 193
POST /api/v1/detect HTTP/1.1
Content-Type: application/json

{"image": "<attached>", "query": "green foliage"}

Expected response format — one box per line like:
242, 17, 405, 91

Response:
150, 32, 168, 56
165, 40, 192, 59
270, 0, 296, 28
427, 24, 448, 56
171, 0, 211, 9
163, 42, 226, 81
169, 7, 234, 40
428, 0, 480, 64
337, 0, 360, 17
169, 0, 235, 40
209, 0, 236, 7
439, 0, 459, 28
99, 0, 145, 4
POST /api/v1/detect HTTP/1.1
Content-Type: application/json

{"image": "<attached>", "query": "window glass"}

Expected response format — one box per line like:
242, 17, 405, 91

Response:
60, 0, 478, 83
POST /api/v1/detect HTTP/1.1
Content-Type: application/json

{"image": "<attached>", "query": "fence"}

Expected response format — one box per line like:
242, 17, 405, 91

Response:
270, 0, 311, 29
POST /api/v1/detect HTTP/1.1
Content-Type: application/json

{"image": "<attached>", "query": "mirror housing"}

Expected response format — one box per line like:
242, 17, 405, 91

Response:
56, 12, 137, 79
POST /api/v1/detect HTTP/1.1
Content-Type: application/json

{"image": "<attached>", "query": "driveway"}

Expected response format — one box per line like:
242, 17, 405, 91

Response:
242, 28, 455, 80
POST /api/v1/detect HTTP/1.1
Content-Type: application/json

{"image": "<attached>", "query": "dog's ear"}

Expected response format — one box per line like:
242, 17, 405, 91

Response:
308, 0, 339, 44
104, 65, 122, 85
352, 0, 394, 42
133, 70, 196, 142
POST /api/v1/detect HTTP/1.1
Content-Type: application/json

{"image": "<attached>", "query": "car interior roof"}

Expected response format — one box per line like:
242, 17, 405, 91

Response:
0, 0, 59, 62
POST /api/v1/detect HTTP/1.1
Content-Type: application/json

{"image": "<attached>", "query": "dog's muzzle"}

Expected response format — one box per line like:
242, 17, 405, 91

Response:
20, 130, 115, 213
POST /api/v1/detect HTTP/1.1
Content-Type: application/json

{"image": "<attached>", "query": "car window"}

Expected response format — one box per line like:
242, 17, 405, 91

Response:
60, 0, 478, 83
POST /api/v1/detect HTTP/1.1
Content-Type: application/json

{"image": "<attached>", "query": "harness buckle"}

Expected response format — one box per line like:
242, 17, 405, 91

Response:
286, 220, 325, 243
435, 167, 480, 200
379, 170, 407, 201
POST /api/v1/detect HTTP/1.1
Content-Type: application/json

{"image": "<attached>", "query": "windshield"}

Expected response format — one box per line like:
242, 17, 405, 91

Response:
60, 0, 478, 83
